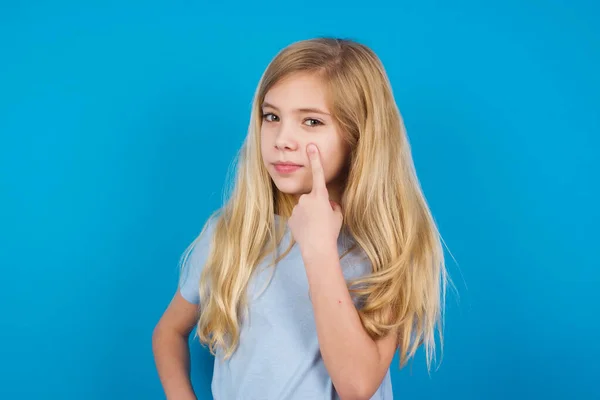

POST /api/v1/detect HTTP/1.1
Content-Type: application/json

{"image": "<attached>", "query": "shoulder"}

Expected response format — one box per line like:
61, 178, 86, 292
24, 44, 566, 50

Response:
339, 243, 373, 309
339, 233, 372, 280
178, 212, 220, 304
184, 213, 220, 264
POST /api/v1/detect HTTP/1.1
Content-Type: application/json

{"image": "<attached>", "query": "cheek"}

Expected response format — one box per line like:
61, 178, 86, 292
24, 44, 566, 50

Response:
259, 130, 270, 160
318, 142, 348, 180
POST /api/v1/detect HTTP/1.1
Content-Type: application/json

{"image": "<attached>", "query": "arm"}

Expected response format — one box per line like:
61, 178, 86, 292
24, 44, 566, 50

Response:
152, 292, 200, 400
288, 144, 397, 399
302, 247, 397, 400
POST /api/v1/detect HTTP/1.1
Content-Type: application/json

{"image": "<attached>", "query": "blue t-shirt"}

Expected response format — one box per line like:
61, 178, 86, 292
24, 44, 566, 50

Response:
179, 215, 394, 399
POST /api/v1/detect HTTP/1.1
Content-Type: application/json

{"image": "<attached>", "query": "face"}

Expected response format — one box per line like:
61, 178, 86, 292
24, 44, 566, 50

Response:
260, 72, 350, 202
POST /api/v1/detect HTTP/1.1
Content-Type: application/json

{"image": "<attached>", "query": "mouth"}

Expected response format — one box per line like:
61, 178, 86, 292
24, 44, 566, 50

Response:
272, 162, 303, 174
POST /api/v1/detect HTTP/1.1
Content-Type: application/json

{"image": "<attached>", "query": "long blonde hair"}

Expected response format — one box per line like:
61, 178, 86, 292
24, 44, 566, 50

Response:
187, 37, 448, 371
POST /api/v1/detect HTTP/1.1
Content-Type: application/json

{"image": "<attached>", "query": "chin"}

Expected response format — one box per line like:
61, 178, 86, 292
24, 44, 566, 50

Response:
271, 178, 307, 196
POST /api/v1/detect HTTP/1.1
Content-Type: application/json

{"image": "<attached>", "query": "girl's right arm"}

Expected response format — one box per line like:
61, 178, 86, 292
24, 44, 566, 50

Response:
152, 291, 200, 400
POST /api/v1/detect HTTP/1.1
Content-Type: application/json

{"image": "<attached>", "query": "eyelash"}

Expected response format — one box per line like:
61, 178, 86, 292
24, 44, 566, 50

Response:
262, 112, 324, 127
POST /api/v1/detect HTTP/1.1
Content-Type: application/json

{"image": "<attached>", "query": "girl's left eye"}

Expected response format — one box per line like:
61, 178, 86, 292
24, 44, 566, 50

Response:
304, 119, 323, 127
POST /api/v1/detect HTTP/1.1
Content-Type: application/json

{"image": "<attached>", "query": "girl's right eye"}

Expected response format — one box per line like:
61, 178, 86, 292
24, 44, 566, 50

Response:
262, 113, 279, 122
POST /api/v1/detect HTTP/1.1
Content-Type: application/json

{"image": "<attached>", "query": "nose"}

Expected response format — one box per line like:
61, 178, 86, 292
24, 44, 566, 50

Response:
274, 122, 298, 151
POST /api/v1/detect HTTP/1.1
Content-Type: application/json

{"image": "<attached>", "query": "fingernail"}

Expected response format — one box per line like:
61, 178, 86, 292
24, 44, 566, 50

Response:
307, 144, 316, 153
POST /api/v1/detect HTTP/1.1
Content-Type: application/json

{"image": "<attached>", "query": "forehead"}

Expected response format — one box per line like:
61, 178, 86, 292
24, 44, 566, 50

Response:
263, 72, 331, 111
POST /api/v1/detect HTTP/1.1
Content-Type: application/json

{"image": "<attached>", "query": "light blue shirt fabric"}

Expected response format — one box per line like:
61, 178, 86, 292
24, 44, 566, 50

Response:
179, 215, 394, 400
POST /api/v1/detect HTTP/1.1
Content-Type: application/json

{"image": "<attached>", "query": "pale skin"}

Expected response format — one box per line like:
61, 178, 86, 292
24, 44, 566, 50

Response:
152, 72, 396, 400
260, 72, 349, 204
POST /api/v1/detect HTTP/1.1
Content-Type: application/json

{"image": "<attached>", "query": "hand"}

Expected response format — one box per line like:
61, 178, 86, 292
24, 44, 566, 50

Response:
288, 143, 343, 257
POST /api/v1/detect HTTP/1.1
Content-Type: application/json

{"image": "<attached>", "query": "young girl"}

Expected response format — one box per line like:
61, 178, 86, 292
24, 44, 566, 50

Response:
152, 37, 447, 400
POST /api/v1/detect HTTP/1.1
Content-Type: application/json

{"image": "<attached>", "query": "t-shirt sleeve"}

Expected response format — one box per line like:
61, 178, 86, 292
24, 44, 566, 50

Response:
178, 217, 217, 305
341, 246, 372, 309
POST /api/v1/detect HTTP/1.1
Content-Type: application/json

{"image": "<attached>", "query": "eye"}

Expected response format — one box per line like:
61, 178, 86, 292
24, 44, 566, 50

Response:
304, 118, 324, 127
262, 112, 279, 122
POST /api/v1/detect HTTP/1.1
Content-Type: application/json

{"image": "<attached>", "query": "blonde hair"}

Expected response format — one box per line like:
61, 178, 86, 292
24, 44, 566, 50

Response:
187, 37, 448, 371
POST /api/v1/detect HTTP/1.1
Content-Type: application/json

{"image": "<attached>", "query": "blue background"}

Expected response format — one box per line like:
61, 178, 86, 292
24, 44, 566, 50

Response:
1, 1, 598, 399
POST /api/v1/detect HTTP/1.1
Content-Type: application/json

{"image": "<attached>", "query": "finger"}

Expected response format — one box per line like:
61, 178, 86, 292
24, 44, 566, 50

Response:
307, 143, 327, 195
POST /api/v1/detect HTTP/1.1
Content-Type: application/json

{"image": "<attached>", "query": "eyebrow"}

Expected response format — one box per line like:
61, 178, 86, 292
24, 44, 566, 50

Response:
261, 102, 331, 116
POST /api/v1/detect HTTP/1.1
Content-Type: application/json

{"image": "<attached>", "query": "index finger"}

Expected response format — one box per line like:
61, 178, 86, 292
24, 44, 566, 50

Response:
307, 143, 327, 195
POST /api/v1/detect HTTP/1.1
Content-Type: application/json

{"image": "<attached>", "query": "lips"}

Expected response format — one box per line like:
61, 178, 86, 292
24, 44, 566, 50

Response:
273, 162, 303, 173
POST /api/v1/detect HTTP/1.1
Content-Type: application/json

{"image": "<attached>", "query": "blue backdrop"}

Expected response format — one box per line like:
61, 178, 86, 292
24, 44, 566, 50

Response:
1, 1, 598, 399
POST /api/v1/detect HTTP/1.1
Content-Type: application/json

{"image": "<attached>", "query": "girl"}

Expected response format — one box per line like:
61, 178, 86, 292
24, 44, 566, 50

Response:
152, 37, 447, 400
